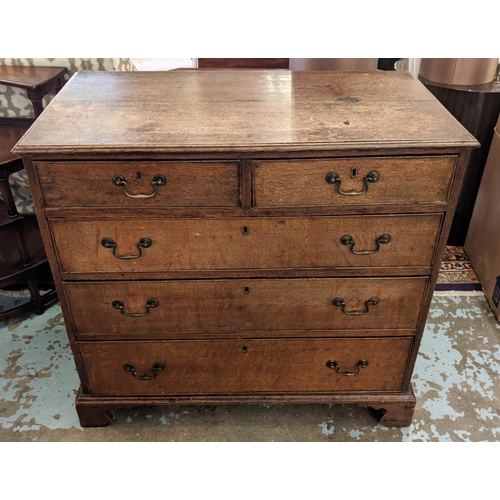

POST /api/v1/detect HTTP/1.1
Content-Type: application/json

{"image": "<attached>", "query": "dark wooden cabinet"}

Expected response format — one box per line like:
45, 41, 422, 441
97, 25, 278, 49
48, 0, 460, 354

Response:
13, 70, 478, 427
420, 73, 500, 245
197, 58, 289, 69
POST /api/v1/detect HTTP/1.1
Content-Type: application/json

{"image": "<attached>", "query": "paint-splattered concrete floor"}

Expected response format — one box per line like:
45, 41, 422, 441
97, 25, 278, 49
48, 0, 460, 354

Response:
0, 292, 499, 441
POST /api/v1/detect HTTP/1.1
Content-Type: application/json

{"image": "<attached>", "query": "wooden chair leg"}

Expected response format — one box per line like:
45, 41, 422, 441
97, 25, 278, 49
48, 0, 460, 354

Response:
25, 276, 44, 314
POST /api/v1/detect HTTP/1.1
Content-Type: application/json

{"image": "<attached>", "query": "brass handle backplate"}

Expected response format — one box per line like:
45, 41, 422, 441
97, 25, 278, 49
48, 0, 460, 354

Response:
326, 359, 369, 376
340, 233, 391, 255
112, 173, 167, 199
101, 237, 152, 260
123, 362, 166, 380
325, 170, 380, 196
332, 296, 380, 315
112, 298, 158, 317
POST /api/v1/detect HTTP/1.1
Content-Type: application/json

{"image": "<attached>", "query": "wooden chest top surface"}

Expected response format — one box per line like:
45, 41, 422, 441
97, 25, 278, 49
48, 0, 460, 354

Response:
13, 70, 478, 155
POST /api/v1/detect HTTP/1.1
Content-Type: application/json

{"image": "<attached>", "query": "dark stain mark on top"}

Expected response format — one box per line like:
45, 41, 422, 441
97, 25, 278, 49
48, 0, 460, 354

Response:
343, 120, 350, 125
337, 96, 360, 103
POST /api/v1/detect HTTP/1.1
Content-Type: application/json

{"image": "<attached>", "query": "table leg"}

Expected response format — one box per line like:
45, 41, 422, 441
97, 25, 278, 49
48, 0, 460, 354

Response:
56, 76, 64, 93
30, 99, 44, 118
26, 89, 45, 118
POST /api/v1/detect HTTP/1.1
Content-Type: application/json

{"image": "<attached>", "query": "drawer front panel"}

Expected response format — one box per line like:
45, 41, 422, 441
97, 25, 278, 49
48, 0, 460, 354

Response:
66, 278, 427, 335
51, 214, 442, 273
36, 161, 240, 208
79, 337, 412, 395
254, 156, 456, 207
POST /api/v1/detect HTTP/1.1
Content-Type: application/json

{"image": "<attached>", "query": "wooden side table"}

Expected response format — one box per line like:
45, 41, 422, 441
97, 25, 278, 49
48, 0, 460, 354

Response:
0, 65, 66, 319
0, 157, 58, 320
0, 65, 67, 117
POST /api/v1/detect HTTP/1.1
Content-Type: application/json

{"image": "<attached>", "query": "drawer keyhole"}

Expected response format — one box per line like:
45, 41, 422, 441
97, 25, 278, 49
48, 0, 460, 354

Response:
350, 167, 358, 179
242, 226, 249, 236
244, 287, 250, 294
136, 171, 143, 182
242, 346, 248, 353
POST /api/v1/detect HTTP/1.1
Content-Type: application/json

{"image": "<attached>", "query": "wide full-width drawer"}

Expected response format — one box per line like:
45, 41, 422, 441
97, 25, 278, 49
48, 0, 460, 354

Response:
35, 160, 240, 208
254, 156, 456, 207
78, 337, 412, 395
50, 214, 442, 274
65, 278, 427, 336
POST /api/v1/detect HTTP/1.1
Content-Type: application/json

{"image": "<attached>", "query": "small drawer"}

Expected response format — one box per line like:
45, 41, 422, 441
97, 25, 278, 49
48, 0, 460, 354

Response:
254, 156, 456, 207
66, 277, 427, 336
35, 160, 240, 208
50, 214, 442, 275
78, 337, 412, 395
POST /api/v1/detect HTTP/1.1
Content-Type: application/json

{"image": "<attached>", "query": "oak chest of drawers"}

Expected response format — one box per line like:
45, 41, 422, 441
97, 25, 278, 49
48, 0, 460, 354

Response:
13, 70, 478, 427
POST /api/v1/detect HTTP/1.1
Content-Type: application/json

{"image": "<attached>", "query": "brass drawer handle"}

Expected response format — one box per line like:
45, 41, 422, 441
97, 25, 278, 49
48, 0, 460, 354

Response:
112, 173, 167, 199
326, 359, 369, 376
340, 233, 391, 255
332, 296, 380, 315
123, 362, 166, 380
101, 237, 152, 259
112, 298, 158, 317
325, 170, 379, 196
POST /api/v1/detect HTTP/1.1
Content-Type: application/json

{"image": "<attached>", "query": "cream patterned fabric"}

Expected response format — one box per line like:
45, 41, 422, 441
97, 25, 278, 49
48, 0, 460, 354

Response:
0, 58, 136, 214
5, 170, 33, 215
0, 58, 136, 118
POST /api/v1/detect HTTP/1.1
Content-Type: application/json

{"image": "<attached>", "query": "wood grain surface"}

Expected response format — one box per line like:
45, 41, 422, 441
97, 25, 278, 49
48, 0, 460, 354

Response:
0, 119, 31, 165
12, 71, 478, 155
78, 337, 412, 395
0, 65, 66, 89
197, 58, 289, 69
15, 70, 476, 427
36, 160, 240, 208
254, 156, 456, 206
50, 214, 442, 273
65, 277, 427, 335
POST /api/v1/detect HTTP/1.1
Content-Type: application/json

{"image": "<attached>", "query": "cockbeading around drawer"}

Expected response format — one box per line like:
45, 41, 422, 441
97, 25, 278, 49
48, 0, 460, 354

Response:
35, 160, 241, 208
50, 214, 443, 275
78, 337, 413, 395
65, 277, 428, 337
254, 156, 456, 207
